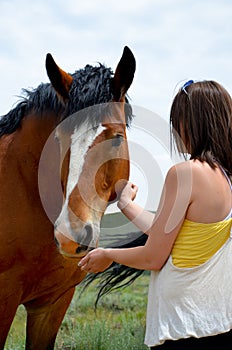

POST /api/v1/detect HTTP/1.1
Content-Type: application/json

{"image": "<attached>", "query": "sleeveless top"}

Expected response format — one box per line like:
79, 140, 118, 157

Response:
145, 166, 232, 347
172, 215, 232, 268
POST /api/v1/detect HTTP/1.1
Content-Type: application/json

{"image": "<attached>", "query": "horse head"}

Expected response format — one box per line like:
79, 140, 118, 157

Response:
45, 47, 136, 258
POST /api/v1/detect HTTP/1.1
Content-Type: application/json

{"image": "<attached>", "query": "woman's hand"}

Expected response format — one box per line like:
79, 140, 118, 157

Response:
78, 248, 113, 273
117, 181, 138, 210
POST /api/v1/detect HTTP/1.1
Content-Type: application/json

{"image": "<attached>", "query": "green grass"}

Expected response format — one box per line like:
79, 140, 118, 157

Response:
5, 274, 149, 350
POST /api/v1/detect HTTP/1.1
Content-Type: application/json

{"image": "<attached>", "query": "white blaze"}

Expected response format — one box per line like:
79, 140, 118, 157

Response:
66, 123, 106, 199
55, 122, 106, 242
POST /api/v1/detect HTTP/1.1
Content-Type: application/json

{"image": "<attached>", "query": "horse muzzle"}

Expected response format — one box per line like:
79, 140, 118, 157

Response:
54, 223, 96, 258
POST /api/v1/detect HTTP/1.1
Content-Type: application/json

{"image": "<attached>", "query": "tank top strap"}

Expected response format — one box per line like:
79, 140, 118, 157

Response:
218, 164, 232, 191
217, 164, 232, 222
224, 208, 232, 220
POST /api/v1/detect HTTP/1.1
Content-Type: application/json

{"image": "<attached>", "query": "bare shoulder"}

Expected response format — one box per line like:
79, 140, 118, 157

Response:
163, 160, 230, 223
168, 160, 210, 177
167, 160, 216, 191
181, 159, 231, 222
165, 161, 193, 185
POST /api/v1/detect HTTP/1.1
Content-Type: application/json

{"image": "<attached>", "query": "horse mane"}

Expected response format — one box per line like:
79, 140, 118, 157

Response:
0, 63, 133, 137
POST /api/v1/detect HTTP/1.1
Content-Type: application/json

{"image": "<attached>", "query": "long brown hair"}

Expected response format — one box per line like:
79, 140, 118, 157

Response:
170, 80, 232, 176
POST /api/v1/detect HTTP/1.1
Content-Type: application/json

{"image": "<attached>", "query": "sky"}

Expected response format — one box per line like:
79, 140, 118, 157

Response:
1, 0, 232, 212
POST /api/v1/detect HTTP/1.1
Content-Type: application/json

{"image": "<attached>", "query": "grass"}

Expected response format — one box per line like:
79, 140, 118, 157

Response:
5, 274, 149, 350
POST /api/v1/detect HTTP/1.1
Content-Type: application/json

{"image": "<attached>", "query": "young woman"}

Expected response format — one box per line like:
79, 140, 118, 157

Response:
79, 80, 232, 349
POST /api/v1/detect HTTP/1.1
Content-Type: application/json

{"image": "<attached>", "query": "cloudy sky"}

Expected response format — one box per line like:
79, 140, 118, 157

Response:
1, 0, 232, 211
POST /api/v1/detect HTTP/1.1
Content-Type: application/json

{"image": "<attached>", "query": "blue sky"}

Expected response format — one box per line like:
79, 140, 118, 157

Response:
1, 0, 232, 211
1, 0, 232, 117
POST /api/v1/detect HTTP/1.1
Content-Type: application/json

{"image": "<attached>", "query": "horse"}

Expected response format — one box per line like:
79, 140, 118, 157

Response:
0, 46, 135, 349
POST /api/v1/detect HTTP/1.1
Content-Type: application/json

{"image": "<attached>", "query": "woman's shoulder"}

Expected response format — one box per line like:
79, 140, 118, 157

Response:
166, 160, 209, 193
166, 160, 194, 180
166, 160, 230, 223
168, 159, 209, 176
164, 161, 194, 197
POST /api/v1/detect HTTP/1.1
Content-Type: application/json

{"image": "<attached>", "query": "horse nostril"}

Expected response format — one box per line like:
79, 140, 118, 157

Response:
54, 236, 60, 248
76, 224, 94, 249
84, 224, 93, 245
85, 224, 93, 235
75, 225, 95, 254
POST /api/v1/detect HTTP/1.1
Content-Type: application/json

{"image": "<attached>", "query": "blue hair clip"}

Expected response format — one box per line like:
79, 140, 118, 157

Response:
182, 80, 194, 95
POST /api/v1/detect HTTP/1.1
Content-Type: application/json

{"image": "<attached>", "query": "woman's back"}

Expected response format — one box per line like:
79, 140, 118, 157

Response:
185, 159, 232, 223
171, 159, 232, 268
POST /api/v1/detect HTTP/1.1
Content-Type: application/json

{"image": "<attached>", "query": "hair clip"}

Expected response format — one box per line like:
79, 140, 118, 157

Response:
182, 80, 194, 95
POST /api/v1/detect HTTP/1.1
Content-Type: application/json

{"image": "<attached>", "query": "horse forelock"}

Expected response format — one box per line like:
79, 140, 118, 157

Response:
67, 64, 113, 114
65, 64, 133, 126
0, 63, 133, 137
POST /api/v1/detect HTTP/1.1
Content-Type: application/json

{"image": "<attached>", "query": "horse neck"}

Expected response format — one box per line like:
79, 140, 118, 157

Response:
0, 111, 59, 194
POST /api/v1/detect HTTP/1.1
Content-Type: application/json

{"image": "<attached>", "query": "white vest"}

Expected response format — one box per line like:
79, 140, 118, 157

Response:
145, 235, 232, 347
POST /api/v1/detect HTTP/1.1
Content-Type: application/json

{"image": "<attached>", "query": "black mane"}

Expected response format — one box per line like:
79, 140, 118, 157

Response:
0, 63, 132, 137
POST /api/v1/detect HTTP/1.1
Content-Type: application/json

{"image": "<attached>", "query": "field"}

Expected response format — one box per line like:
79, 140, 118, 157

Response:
5, 274, 149, 350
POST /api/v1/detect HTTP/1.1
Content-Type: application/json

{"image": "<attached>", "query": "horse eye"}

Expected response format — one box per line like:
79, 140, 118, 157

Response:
112, 134, 124, 147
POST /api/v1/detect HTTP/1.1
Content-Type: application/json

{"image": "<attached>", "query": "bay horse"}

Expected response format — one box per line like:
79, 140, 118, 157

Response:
0, 46, 135, 349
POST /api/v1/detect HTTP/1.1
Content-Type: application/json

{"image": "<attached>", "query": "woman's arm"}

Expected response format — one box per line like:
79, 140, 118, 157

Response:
118, 199, 155, 234
116, 181, 155, 233
79, 163, 192, 272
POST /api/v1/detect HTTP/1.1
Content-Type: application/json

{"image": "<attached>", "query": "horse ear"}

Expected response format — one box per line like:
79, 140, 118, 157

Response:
45, 53, 73, 101
112, 46, 136, 101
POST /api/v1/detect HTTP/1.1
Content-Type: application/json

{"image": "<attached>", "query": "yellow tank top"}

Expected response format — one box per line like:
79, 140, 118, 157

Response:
171, 218, 232, 268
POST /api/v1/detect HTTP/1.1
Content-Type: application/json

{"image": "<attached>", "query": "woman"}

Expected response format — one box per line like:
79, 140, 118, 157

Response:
79, 80, 232, 349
